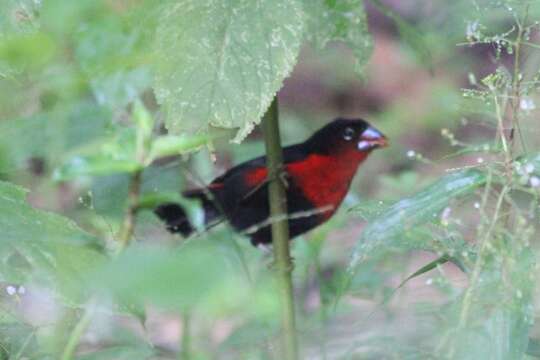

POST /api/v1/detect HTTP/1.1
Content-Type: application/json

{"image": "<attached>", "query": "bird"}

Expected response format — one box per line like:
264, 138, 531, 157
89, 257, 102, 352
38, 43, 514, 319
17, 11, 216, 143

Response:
154, 118, 388, 247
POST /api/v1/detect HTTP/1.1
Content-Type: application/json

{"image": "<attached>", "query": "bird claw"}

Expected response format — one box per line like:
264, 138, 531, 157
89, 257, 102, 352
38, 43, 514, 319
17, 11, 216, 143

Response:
265, 256, 295, 272
278, 169, 289, 189
269, 164, 289, 189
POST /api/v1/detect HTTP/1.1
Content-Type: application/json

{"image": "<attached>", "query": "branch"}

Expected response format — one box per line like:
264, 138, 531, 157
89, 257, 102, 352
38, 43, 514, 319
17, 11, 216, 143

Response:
262, 96, 299, 360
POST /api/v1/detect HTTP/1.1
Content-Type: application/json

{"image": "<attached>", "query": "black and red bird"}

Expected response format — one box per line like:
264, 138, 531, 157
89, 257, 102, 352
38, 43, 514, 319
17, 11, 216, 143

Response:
155, 118, 388, 246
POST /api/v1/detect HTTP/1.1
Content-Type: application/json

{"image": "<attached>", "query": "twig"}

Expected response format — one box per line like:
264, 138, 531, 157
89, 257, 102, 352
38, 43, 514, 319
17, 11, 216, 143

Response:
60, 308, 93, 360
262, 97, 299, 360
117, 169, 143, 252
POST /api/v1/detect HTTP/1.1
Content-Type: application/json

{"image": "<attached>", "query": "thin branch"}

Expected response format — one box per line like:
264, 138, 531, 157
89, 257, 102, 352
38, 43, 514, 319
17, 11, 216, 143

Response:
60, 308, 93, 360
117, 169, 143, 252
262, 96, 299, 360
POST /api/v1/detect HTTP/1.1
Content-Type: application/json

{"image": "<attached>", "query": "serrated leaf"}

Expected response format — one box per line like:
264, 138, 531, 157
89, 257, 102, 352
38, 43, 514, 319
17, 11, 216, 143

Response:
348, 170, 486, 270
302, 0, 373, 73
0, 181, 105, 302
154, 0, 304, 142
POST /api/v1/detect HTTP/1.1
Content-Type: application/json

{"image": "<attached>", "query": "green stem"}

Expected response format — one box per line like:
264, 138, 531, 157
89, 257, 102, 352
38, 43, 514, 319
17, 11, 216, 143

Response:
262, 97, 298, 360
117, 169, 143, 252
179, 311, 191, 360
60, 308, 93, 360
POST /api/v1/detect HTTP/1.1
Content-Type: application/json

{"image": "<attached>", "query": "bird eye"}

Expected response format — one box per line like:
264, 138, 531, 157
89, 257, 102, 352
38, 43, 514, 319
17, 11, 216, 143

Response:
343, 127, 355, 141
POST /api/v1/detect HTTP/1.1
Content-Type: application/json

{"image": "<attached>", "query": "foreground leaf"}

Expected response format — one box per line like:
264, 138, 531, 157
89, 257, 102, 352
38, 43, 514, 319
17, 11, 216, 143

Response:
348, 170, 486, 271
302, 0, 373, 73
0, 180, 105, 302
154, 0, 304, 142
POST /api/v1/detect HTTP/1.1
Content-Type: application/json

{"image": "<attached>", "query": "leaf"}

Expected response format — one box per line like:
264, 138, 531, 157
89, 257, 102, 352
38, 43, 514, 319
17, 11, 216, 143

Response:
74, 13, 153, 109
133, 100, 154, 145
527, 338, 540, 358
89, 242, 240, 310
53, 155, 142, 181
53, 127, 141, 181
369, 0, 433, 72
154, 0, 304, 142
0, 181, 106, 303
302, 0, 373, 73
0, 32, 57, 72
0, 102, 111, 174
77, 345, 155, 360
0, 323, 38, 359
348, 170, 486, 271
147, 133, 213, 163
445, 249, 535, 359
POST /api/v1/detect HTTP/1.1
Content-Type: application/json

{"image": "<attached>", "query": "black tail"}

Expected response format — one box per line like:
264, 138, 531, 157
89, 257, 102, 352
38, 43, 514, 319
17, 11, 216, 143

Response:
154, 190, 221, 237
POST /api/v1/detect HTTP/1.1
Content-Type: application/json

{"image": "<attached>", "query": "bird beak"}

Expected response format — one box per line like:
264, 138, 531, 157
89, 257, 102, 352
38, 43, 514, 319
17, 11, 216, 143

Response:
357, 126, 389, 151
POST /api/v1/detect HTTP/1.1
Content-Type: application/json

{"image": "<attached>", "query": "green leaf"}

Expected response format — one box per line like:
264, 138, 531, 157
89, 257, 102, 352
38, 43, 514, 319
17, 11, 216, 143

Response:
0, 323, 38, 359
302, 0, 373, 73
89, 242, 240, 310
53, 155, 142, 181
369, 0, 433, 72
53, 126, 142, 180
147, 134, 213, 163
348, 170, 486, 270
0, 102, 111, 174
77, 345, 155, 360
527, 338, 540, 358
74, 13, 152, 109
154, 0, 304, 142
133, 100, 154, 144
0, 32, 57, 72
0, 180, 105, 302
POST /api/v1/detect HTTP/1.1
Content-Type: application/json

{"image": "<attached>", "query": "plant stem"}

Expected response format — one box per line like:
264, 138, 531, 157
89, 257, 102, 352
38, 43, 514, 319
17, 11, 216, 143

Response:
118, 169, 143, 252
60, 308, 93, 360
179, 311, 191, 360
262, 97, 298, 360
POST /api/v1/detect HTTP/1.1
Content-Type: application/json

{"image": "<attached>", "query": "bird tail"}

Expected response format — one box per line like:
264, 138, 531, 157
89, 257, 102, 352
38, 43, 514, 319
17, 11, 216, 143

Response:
154, 189, 222, 237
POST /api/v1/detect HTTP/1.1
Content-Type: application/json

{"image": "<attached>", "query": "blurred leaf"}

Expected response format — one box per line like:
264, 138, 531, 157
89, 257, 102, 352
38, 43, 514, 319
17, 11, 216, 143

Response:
302, 0, 373, 73
74, 13, 152, 108
527, 338, 540, 358
154, 0, 304, 142
350, 199, 390, 221
133, 100, 154, 146
90, 163, 185, 219
40, 0, 106, 36
53, 126, 142, 180
89, 240, 280, 319
219, 320, 276, 350
147, 134, 213, 163
349, 170, 486, 270
0, 32, 57, 72
0, 322, 38, 359
78, 346, 154, 360
76, 325, 156, 360
0, 180, 106, 302
370, 0, 433, 72
0, 102, 111, 174
444, 249, 535, 359
89, 242, 239, 310
53, 155, 141, 181
0, 0, 40, 34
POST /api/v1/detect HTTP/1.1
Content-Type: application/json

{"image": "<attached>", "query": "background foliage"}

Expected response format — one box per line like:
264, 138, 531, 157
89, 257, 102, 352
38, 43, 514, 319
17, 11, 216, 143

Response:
1, 0, 540, 359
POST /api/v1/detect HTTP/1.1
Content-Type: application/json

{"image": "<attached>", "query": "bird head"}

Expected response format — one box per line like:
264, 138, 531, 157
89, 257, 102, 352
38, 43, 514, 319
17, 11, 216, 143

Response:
307, 118, 388, 156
